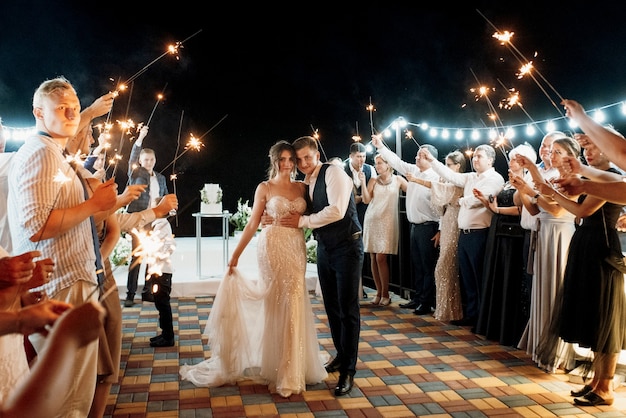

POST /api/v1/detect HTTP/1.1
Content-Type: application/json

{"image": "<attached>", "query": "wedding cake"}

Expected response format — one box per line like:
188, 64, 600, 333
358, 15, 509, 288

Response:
200, 183, 223, 214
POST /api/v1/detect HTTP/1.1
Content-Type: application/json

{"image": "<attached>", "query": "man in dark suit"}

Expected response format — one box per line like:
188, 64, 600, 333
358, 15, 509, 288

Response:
281, 136, 362, 397
344, 142, 376, 299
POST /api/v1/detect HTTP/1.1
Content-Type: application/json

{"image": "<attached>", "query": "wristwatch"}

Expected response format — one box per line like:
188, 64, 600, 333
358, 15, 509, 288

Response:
531, 193, 540, 204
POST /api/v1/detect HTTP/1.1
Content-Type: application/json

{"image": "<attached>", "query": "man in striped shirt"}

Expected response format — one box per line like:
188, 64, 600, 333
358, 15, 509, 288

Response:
7, 76, 117, 418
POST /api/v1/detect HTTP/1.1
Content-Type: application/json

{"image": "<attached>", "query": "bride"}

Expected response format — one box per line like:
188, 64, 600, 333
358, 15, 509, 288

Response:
179, 140, 328, 397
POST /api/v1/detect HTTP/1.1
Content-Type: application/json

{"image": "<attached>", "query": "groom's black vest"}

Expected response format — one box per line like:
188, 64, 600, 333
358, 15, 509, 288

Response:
311, 164, 362, 249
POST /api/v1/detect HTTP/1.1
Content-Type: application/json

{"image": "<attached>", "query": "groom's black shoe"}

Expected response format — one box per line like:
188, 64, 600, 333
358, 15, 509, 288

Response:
325, 357, 342, 373
334, 373, 354, 396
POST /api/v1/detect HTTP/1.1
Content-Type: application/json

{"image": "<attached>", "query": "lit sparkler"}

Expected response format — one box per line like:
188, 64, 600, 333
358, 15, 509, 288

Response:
123, 29, 203, 85
367, 97, 377, 136
310, 125, 328, 161
146, 86, 167, 127
477, 9, 565, 116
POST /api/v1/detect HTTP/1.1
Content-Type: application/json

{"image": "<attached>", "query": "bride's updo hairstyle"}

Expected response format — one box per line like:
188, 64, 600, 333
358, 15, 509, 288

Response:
267, 140, 297, 179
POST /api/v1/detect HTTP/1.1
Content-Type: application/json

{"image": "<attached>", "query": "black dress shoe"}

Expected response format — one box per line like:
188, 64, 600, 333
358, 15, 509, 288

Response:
150, 334, 163, 342
150, 336, 175, 347
334, 373, 354, 396
450, 317, 476, 326
399, 301, 418, 309
325, 357, 342, 373
413, 304, 431, 315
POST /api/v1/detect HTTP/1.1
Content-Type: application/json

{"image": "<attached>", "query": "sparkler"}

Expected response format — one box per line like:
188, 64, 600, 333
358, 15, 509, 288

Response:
351, 121, 361, 142
496, 78, 545, 136
476, 9, 565, 116
122, 29, 202, 86
159, 114, 227, 174
310, 125, 328, 161
146, 84, 167, 127
367, 97, 377, 136
469, 69, 512, 160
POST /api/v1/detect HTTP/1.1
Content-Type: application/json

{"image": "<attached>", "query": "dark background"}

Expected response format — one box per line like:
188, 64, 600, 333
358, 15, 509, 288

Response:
2, 1, 626, 237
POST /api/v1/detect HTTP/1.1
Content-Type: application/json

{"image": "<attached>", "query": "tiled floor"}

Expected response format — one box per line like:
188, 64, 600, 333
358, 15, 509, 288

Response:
108, 291, 626, 417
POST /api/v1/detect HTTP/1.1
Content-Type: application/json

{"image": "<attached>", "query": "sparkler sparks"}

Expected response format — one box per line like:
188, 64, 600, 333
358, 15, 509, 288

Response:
477, 9, 564, 116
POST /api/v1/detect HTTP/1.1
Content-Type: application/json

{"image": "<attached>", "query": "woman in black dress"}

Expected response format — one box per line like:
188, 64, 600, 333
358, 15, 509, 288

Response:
536, 137, 626, 406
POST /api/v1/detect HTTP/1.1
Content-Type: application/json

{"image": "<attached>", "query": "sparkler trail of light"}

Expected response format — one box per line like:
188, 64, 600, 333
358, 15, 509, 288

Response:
405, 130, 421, 149
476, 9, 565, 116
367, 96, 377, 136
196, 114, 229, 141
496, 78, 545, 137
146, 84, 168, 127
123, 29, 203, 85
170, 110, 185, 226
469, 69, 514, 158
159, 114, 228, 174
310, 125, 328, 162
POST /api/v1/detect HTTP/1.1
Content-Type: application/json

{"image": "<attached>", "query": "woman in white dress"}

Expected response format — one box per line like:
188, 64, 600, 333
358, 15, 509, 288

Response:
179, 140, 327, 397
361, 153, 408, 306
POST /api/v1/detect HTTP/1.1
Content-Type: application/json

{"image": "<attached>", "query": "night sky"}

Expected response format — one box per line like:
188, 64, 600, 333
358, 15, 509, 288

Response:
2, 1, 626, 236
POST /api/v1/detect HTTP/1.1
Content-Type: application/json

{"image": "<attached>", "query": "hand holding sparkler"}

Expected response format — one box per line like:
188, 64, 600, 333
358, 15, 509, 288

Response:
116, 184, 147, 208
89, 178, 119, 213
0, 250, 43, 287
418, 147, 435, 163
153, 194, 178, 219
370, 134, 384, 149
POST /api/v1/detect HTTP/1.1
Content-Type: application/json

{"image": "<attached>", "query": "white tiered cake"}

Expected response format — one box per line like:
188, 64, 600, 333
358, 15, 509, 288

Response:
200, 184, 223, 214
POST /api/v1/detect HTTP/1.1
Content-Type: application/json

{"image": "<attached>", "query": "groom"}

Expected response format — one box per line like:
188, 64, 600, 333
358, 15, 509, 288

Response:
281, 135, 363, 396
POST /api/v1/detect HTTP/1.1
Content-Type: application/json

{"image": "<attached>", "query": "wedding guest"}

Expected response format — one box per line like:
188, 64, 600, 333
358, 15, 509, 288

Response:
0, 300, 105, 418
180, 140, 327, 397
124, 125, 169, 307
535, 137, 625, 406
420, 144, 504, 327
361, 153, 408, 306
474, 143, 536, 344
344, 142, 376, 299
562, 99, 626, 171
372, 135, 440, 315
514, 135, 579, 371
406, 150, 466, 322
7, 76, 118, 417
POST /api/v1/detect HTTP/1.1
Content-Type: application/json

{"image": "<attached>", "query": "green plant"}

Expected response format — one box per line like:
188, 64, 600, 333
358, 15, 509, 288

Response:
229, 198, 252, 231
110, 232, 132, 266
304, 227, 317, 263
200, 186, 222, 204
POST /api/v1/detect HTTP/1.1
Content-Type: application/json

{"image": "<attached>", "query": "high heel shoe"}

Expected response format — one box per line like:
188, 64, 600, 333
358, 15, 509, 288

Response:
571, 384, 593, 397
371, 296, 381, 305
379, 297, 391, 306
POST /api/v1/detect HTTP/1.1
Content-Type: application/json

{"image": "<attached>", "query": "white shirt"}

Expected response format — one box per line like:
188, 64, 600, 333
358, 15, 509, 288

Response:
430, 159, 505, 230
8, 134, 97, 296
299, 163, 353, 229
377, 147, 440, 224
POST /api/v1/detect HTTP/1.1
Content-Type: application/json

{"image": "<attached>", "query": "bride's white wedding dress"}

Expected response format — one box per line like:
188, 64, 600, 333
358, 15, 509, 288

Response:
179, 196, 328, 397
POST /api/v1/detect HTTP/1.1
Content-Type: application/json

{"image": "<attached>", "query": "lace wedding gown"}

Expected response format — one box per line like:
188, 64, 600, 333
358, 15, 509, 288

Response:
179, 196, 328, 397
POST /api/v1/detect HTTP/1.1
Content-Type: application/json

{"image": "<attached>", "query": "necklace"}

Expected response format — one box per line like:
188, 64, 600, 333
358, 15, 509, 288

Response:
377, 176, 392, 186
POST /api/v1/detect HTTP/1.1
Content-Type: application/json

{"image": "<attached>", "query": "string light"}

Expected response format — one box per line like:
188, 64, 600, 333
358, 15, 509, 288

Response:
4, 100, 626, 147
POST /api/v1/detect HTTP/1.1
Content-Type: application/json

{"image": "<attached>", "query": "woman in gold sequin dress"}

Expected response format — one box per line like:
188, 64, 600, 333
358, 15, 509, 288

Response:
407, 151, 465, 322
179, 141, 328, 397
362, 154, 408, 306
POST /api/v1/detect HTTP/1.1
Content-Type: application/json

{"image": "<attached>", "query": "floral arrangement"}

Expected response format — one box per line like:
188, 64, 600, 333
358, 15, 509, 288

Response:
200, 186, 222, 204
110, 232, 132, 266
304, 227, 317, 264
230, 198, 252, 231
